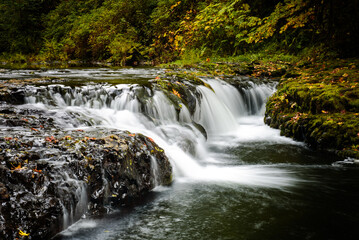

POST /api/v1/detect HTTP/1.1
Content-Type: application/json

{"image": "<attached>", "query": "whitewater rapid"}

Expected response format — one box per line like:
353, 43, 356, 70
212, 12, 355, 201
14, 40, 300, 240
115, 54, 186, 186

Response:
24, 70, 301, 188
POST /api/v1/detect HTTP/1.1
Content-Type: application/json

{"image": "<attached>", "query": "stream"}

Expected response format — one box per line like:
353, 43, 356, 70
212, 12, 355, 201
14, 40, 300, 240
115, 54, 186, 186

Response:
1, 68, 359, 240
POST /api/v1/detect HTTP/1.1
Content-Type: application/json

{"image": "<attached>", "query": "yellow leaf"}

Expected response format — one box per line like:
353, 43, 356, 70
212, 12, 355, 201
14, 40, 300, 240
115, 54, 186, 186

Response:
19, 230, 30, 236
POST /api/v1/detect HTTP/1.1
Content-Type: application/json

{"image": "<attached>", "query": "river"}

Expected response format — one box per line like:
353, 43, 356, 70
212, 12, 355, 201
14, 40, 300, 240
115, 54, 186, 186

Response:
1, 68, 358, 240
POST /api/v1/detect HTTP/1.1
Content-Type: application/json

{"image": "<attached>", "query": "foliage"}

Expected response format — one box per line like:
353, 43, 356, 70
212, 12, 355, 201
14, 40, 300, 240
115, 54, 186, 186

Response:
0, 0, 358, 64
175, 0, 260, 56
0, 0, 60, 53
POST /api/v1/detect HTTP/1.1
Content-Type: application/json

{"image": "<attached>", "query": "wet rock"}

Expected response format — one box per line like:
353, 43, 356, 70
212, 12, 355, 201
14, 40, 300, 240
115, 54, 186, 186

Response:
0, 182, 9, 200
0, 103, 172, 239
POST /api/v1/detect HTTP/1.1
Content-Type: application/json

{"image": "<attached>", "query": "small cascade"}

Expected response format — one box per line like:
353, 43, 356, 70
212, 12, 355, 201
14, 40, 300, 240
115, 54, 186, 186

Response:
203, 78, 247, 117
60, 202, 70, 230
242, 82, 275, 115
24, 75, 296, 189
194, 85, 238, 135
150, 156, 160, 186
61, 174, 89, 229
145, 91, 178, 124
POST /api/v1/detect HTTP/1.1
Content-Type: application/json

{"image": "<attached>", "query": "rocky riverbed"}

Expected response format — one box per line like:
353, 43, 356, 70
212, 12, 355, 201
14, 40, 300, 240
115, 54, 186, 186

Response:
0, 79, 172, 239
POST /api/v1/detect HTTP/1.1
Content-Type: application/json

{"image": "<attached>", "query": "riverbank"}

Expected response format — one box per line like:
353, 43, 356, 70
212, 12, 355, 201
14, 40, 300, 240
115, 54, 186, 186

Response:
161, 56, 359, 159
2, 54, 358, 159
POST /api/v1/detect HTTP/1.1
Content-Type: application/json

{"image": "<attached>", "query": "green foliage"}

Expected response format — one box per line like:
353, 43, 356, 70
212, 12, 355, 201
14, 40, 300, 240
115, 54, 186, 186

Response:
177, 0, 260, 55
42, 0, 155, 64
0, 0, 358, 63
0, 0, 60, 54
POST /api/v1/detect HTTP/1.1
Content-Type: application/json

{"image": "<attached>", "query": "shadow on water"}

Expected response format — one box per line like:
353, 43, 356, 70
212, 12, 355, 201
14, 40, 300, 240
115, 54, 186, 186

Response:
52, 189, 166, 240
54, 166, 359, 240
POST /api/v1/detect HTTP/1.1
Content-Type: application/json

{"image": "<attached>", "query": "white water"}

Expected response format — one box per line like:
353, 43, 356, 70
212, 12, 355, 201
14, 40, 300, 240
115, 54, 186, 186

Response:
25, 76, 300, 189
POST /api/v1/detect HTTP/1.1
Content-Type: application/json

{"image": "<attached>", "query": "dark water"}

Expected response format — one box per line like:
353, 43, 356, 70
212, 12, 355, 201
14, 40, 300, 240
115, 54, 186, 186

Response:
55, 146, 359, 240
2, 68, 358, 240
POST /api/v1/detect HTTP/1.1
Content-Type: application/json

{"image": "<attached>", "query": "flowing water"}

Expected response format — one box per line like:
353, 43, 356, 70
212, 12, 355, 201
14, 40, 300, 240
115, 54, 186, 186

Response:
1, 68, 359, 240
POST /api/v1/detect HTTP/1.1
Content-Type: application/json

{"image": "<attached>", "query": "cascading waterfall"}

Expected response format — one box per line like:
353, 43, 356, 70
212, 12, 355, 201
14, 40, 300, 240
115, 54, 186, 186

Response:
24, 75, 298, 229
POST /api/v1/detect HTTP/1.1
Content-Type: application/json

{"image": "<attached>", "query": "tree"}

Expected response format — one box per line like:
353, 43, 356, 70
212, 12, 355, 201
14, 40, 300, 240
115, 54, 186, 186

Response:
0, 0, 60, 54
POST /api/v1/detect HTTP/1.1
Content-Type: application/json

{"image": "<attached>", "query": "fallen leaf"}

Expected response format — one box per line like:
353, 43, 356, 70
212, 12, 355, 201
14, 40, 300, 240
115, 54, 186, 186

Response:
12, 164, 27, 171
172, 89, 181, 98
18, 230, 30, 236
33, 167, 42, 173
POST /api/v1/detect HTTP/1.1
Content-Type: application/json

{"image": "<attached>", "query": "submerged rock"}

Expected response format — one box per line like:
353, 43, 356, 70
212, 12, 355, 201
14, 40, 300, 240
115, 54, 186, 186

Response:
0, 105, 172, 239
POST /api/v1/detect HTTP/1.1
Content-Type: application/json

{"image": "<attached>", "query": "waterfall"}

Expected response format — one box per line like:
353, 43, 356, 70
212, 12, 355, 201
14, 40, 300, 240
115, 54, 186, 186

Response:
150, 156, 160, 187
24, 76, 296, 188
194, 85, 238, 135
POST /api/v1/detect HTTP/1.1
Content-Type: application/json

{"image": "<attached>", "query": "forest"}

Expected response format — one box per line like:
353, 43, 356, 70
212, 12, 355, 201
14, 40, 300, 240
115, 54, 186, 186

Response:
1, 0, 358, 65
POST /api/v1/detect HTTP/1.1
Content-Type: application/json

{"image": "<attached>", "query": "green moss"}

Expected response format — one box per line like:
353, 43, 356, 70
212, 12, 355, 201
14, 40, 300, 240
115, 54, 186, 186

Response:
265, 59, 359, 159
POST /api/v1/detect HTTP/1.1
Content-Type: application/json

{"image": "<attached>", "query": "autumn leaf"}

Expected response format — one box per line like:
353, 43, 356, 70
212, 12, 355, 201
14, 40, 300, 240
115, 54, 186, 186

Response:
11, 164, 27, 171
172, 89, 181, 98
33, 167, 42, 173
18, 229, 30, 236
45, 136, 57, 143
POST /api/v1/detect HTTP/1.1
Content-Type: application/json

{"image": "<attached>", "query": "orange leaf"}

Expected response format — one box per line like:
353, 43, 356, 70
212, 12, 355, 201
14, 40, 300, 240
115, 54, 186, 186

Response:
172, 89, 181, 98
33, 167, 42, 173
64, 136, 72, 140
12, 164, 27, 171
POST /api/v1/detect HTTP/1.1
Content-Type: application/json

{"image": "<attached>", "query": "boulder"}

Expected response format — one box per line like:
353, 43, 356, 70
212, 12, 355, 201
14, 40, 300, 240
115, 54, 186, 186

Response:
0, 107, 172, 239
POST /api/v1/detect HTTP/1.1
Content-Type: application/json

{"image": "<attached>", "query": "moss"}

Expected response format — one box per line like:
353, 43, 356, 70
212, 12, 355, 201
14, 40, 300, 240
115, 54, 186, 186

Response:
265, 59, 359, 159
